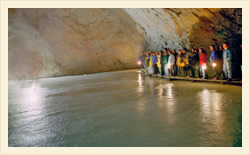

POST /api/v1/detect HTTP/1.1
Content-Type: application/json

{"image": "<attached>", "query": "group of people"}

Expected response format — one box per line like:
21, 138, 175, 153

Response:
139, 43, 239, 81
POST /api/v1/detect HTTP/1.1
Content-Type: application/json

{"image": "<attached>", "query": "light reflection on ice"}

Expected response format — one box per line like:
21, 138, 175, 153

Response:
137, 73, 143, 93
18, 83, 45, 116
199, 88, 224, 121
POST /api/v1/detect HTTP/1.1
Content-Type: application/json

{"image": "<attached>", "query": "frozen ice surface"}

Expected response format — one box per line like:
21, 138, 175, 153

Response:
8, 70, 242, 147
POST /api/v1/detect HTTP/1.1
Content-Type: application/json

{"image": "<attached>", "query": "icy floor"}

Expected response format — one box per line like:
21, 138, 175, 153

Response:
8, 70, 242, 146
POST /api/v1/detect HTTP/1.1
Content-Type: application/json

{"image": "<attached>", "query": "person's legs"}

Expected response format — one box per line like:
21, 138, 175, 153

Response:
180, 67, 184, 76
177, 66, 180, 76
183, 65, 187, 76
201, 65, 206, 78
148, 65, 152, 74
191, 65, 195, 77
158, 67, 162, 75
173, 65, 175, 76
200, 66, 203, 78
194, 65, 198, 78
164, 65, 168, 76
213, 66, 217, 78
162, 65, 165, 76
216, 62, 222, 79
153, 64, 158, 74
187, 65, 192, 77
226, 61, 232, 79
169, 66, 172, 76
203, 66, 206, 78
198, 65, 201, 78
194, 68, 198, 78
174, 65, 177, 76
180, 67, 183, 76
223, 62, 228, 79
153, 64, 155, 74
184, 65, 189, 76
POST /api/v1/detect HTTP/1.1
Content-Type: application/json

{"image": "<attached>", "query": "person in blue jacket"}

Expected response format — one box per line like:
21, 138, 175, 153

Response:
210, 45, 218, 79
152, 52, 158, 74
222, 43, 233, 81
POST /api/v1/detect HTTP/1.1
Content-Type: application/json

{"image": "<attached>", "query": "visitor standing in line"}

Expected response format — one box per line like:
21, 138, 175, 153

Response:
199, 48, 207, 79
152, 52, 158, 74
222, 43, 233, 81
190, 48, 200, 78
166, 51, 175, 76
183, 49, 191, 77
162, 49, 169, 76
176, 50, 185, 76
172, 50, 178, 76
209, 45, 219, 80
217, 46, 225, 79
156, 52, 162, 75
148, 51, 154, 74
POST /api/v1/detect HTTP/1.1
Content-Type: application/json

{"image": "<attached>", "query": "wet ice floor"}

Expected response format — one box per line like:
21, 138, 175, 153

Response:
8, 70, 242, 147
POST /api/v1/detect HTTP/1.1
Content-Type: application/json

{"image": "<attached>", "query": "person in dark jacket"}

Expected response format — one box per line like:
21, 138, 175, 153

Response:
190, 48, 200, 78
217, 46, 224, 79
172, 50, 178, 76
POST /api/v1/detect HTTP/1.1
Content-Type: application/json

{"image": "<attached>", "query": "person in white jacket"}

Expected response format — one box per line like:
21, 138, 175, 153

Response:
165, 51, 175, 76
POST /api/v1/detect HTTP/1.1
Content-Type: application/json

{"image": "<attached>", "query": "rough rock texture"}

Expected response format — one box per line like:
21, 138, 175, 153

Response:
8, 8, 242, 80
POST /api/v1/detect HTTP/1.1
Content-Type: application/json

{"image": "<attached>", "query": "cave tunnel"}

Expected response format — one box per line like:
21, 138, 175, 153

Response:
8, 8, 242, 147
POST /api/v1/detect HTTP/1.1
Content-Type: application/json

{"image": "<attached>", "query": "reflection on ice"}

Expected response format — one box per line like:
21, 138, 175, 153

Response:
18, 83, 45, 116
164, 84, 176, 125
154, 83, 174, 99
199, 88, 224, 120
165, 83, 174, 99
137, 73, 144, 94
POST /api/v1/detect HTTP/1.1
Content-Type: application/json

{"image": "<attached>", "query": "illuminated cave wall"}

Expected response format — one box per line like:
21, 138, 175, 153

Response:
8, 8, 242, 80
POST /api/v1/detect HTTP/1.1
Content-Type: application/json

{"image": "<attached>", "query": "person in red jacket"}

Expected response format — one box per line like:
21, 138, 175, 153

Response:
199, 48, 207, 79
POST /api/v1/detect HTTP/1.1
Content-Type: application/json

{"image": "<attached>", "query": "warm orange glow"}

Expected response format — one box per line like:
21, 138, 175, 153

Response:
137, 61, 141, 65
212, 63, 216, 67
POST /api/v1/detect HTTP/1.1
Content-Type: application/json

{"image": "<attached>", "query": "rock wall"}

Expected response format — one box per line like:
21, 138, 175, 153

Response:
125, 8, 242, 52
8, 8, 145, 80
8, 8, 242, 80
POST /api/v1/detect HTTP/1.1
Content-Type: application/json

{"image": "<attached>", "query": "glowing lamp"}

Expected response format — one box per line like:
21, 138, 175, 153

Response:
212, 63, 216, 67
203, 64, 207, 70
137, 61, 142, 65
